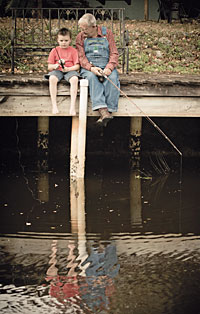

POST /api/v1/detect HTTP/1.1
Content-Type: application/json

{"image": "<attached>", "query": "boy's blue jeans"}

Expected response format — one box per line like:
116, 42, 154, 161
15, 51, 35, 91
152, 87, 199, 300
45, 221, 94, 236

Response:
80, 68, 120, 112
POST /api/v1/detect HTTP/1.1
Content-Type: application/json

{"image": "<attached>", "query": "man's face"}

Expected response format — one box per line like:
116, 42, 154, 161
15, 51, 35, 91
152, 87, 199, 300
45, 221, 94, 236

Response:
79, 23, 97, 38
57, 34, 71, 48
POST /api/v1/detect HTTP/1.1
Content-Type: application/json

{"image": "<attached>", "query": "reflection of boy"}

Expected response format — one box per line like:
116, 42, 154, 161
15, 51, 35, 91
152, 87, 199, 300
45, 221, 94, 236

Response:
45, 242, 80, 304
45, 28, 80, 115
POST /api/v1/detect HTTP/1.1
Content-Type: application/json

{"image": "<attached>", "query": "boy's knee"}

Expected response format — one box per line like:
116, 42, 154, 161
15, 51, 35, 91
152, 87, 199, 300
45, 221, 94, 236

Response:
49, 75, 58, 83
69, 76, 78, 84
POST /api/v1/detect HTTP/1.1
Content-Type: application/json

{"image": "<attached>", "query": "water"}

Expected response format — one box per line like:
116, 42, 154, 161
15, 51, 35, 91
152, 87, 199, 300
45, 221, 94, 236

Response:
0, 151, 200, 314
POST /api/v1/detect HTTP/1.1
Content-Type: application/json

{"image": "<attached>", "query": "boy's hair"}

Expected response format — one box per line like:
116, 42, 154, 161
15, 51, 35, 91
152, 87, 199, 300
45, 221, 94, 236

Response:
57, 28, 71, 38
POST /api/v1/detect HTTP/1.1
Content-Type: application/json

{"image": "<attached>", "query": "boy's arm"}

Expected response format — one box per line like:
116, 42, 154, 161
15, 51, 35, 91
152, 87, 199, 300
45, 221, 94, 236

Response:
48, 63, 59, 71
63, 63, 80, 72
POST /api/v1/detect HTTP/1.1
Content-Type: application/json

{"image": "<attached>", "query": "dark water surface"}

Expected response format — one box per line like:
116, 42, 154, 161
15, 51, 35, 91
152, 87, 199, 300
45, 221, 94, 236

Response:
0, 151, 200, 314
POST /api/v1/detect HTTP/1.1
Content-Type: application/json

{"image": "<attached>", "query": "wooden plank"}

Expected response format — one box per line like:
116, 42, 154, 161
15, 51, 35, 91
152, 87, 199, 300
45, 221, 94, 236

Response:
1, 84, 200, 97
0, 85, 71, 96
0, 95, 199, 117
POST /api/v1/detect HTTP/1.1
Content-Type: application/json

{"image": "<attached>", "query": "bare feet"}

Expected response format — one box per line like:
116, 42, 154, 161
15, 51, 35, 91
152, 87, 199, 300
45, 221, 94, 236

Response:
70, 107, 76, 116
52, 105, 59, 114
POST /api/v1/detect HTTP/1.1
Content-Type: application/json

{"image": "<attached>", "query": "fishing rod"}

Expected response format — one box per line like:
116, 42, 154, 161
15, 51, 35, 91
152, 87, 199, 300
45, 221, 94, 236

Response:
54, 46, 65, 70
102, 73, 182, 156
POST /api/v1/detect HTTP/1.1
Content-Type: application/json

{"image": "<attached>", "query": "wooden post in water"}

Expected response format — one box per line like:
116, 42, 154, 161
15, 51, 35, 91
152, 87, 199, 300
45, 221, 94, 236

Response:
37, 117, 50, 202
77, 79, 88, 178
70, 116, 79, 177
129, 117, 142, 169
37, 116, 49, 171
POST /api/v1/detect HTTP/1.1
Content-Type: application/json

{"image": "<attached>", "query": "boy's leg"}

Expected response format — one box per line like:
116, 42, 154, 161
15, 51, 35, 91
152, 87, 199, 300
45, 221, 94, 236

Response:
69, 76, 78, 116
49, 75, 59, 114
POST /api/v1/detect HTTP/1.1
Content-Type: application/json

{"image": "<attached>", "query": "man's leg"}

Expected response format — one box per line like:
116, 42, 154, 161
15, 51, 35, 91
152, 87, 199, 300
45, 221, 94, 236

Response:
80, 69, 107, 110
80, 69, 113, 126
49, 75, 59, 114
69, 76, 79, 116
103, 69, 120, 113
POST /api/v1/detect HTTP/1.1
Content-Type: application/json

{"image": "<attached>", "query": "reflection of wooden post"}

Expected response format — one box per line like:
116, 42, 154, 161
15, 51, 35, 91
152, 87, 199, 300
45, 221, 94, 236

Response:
77, 79, 88, 178
70, 178, 88, 276
37, 172, 49, 202
77, 178, 86, 236
130, 170, 142, 228
46, 240, 58, 277
37, 117, 49, 171
77, 178, 87, 276
70, 179, 78, 234
144, 0, 149, 21
129, 117, 142, 169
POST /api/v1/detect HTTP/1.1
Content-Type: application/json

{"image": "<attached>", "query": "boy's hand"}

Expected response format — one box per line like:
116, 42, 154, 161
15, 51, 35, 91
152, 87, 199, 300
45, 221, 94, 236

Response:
53, 64, 59, 70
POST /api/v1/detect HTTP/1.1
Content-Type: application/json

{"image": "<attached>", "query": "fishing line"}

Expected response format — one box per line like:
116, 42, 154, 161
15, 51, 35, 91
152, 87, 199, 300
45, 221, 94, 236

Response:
103, 74, 182, 156
103, 73, 183, 232
15, 118, 42, 204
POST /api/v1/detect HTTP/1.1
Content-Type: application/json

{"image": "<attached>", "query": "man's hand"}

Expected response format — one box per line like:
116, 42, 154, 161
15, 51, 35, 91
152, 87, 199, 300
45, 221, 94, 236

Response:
103, 68, 112, 76
91, 66, 103, 76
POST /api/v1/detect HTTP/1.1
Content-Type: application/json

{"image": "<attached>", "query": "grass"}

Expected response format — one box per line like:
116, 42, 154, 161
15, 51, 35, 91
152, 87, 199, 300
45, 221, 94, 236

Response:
0, 17, 200, 75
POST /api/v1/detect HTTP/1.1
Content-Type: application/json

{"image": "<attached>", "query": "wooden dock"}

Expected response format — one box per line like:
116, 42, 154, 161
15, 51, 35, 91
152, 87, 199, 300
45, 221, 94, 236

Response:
0, 73, 200, 177
0, 73, 200, 117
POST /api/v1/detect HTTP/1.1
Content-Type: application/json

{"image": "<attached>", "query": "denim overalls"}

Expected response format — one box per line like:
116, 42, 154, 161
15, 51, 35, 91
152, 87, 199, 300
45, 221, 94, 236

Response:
80, 27, 120, 112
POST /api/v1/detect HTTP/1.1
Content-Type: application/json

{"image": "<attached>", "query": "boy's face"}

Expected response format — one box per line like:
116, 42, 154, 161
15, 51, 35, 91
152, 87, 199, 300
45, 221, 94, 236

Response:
57, 34, 71, 48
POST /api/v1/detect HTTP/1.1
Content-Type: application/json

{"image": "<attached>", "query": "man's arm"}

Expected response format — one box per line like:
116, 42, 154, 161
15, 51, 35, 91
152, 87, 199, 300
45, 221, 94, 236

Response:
105, 28, 119, 72
76, 33, 92, 71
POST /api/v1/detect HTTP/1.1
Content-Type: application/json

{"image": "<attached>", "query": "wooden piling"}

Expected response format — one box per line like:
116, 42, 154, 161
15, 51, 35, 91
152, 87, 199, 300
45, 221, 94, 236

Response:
77, 79, 89, 178
129, 117, 142, 169
37, 117, 49, 171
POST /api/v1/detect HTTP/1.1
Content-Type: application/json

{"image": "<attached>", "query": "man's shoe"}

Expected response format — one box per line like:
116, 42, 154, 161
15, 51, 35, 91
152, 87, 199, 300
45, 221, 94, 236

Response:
98, 108, 113, 127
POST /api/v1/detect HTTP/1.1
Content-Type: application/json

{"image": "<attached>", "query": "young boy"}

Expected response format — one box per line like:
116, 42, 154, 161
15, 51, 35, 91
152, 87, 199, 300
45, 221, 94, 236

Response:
46, 28, 80, 115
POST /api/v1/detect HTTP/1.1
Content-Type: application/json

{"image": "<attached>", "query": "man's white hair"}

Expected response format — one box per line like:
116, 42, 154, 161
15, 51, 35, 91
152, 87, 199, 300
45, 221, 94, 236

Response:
78, 13, 97, 27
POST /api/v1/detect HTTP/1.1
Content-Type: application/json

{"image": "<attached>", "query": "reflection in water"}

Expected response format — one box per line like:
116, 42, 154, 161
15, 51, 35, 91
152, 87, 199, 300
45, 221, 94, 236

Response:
0, 158, 200, 313
43, 179, 120, 313
130, 169, 142, 228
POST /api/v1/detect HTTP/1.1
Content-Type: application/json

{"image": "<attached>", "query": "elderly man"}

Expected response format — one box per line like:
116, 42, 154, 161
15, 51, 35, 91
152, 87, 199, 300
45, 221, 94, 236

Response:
76, 13, 120, 126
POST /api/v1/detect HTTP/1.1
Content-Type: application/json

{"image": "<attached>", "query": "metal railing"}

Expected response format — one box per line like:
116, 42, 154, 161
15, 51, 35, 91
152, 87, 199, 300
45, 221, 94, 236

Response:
11, 7, 129, 74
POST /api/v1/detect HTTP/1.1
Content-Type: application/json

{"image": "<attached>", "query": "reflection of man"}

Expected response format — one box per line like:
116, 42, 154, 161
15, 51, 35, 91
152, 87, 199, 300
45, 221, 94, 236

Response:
76, 13, 120, 126
80, 242, 120, 312
44, 240, 119, 312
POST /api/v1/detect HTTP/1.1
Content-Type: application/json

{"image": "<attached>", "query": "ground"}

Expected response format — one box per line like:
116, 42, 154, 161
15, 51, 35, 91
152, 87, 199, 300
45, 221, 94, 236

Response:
0, 17, 199, 75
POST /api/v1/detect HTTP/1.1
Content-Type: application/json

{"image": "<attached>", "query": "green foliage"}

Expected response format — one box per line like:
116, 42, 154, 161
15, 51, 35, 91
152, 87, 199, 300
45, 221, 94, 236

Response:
0, 17, 199, 74
0, 26, 11, 70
